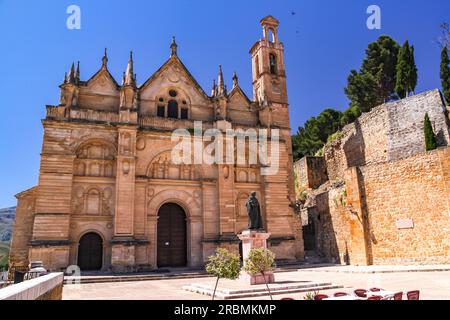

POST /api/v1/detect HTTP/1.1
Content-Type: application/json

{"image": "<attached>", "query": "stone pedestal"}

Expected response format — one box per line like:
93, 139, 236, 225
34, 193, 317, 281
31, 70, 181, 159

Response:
111, 240, 136, 273
238, 230, 275, 285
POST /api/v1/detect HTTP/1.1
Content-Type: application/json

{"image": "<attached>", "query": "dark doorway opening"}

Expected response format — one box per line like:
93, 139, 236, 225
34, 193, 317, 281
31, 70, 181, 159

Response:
303, 218, 316, 251
157, 203, 187, 268
78, 232, 103, 271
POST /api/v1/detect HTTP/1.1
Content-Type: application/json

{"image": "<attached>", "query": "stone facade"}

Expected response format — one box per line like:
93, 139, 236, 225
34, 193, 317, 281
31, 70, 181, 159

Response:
296, 91, 450, 265
294, 156, 328, 190
325, 90, 449, 181
9, 16, 304, 272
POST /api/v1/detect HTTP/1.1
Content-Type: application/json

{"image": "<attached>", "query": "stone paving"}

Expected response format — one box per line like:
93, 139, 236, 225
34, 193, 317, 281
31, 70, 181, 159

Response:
62, 266, 450, 300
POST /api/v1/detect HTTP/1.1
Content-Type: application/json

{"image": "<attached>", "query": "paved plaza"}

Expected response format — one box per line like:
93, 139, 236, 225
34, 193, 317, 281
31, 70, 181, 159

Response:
62, 266, 450, 300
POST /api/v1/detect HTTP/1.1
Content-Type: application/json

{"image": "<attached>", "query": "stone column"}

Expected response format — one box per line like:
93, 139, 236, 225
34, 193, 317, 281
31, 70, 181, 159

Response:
238, 230, 275, 285
215, 120, 236, 236
111, 126, 137, 272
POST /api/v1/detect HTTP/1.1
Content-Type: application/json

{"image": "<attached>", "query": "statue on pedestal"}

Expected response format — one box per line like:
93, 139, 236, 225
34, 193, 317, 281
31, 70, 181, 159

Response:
246, 192, 264, 230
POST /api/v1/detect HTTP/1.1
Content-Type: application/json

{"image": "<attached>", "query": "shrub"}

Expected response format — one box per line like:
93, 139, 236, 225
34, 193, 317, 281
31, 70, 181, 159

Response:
244, 248, 276, 300
205, 248, 241, 300
424, 113, 437, 151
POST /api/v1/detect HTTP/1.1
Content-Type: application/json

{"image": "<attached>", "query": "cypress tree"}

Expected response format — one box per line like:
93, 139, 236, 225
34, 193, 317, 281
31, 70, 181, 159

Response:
424, 113, 437, 151
408, 45, 418, 95
440, 47, 450, 103
396, 41, 411, 99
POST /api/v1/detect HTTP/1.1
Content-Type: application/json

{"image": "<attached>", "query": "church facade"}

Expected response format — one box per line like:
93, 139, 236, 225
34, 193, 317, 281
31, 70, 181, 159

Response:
10, 16, 304, 272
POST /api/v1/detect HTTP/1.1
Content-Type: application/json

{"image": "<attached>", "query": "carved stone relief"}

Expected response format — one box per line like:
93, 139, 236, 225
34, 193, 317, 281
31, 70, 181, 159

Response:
74, 141, 116, 177
71, 185, 115, 215
147, 151, 199, 180
235, 167, 260, 183
136, 137, 146, 151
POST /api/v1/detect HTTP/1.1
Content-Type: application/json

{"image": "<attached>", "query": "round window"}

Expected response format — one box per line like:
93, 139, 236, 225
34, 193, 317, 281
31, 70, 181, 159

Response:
159, 97, 164, 102
169, 90, 177, 97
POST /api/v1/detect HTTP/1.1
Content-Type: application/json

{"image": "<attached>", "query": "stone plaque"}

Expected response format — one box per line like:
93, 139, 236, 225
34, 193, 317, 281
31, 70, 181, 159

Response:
396, 218, 414, 230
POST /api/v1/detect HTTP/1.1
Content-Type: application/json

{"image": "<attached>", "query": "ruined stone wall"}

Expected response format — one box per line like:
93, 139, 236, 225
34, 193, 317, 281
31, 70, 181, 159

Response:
325, 105, 389, 181
386, 90, 450, 161
314, 188, 349, 264
325, 90, 450, 181
294, 157, 328, 190
294, 158, 307, 190
360, 147, 450, 265
316, 147, 450, 265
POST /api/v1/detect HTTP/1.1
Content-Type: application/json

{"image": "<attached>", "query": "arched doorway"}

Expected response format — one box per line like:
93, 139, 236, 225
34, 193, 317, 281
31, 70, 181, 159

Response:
157, 203, 187, 268
78, 232, 103, 271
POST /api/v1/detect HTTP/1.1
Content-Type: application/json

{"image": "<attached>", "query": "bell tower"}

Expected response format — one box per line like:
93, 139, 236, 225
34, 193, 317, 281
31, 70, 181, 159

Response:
250, 17, 303, 261
250, 16, 288, 108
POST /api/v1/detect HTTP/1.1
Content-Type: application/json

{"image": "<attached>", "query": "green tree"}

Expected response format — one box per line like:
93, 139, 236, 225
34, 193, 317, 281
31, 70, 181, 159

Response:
396, 42, 418, 98
292, 109, 343, 160
396, 41, 412, 98
408, 45, 418, 95
345, 70, 382, 112
243, 248, 276, 300
441, 47, 450, 103
205, 248, 241, 300
438, 22, 450, 50
424, 113, 438, 151
361, 35, 400, 98
345, 35, 400, 112
340, 105, 362, 126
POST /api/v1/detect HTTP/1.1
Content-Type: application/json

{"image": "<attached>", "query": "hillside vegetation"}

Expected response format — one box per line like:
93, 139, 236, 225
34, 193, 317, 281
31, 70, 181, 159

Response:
0, 207, 16, 269
0, 241, 9, 269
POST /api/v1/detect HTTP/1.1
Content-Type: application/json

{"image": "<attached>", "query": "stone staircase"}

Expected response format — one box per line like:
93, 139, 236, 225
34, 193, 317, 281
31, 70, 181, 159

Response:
64, 269, 210, 284
63, 261, 337, 285
183, 281, 343, 300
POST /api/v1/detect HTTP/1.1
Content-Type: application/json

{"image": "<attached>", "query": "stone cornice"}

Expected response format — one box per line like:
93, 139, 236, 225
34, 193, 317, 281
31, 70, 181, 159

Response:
30, 240, 71, 247
110, 237, 149, 245
202, 234, 240, 244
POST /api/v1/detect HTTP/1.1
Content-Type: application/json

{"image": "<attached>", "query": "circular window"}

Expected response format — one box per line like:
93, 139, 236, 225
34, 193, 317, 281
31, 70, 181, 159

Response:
182, 100, 187, 105
169, 90, 177, 97
159, 97, 164, 102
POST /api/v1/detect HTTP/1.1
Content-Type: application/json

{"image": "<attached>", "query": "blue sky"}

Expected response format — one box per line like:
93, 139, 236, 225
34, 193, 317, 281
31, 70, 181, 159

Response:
0, 0, 449, 207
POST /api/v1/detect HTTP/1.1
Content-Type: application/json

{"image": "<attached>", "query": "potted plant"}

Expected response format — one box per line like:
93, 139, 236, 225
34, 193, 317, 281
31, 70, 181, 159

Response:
205, 248, 241, 300
243, 248, 276, 300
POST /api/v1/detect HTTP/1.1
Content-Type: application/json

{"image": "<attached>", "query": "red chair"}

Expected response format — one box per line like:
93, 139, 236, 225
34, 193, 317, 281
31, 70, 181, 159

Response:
407, 290, 420, 300
393, 292, 403, 300
334, 292, 349, 297
314, 294, 329, 300
367, 296, 382, 300
370, 287, 382, 292
354, 289, 367, 298
281, 297, 295, 300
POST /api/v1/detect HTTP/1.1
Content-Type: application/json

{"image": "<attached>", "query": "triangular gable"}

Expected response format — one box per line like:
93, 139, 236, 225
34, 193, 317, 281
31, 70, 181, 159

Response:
228, 85, 252, 107
82, 68, 120, 94
139, 55, 210, 100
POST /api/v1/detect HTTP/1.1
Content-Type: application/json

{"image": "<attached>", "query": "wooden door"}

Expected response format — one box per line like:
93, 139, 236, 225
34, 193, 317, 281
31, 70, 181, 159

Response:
78, 233, 103, 271
157, 203, 187, 268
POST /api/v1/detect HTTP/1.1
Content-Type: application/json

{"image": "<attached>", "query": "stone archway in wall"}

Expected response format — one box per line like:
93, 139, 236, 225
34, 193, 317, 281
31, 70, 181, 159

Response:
77, 232, 103, 271
70, 224, 112, 271
147, 189, 202, 269
157, 203, 187, 267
